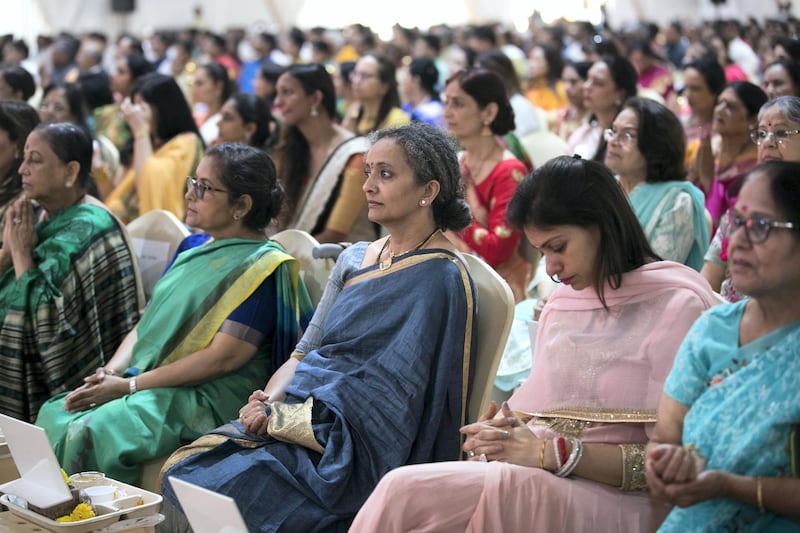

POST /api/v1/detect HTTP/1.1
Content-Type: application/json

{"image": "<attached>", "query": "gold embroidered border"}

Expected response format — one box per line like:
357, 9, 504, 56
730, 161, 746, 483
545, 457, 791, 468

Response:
268, 397, 324, 454
619, 444, 648, 491
526, 407, 657, 424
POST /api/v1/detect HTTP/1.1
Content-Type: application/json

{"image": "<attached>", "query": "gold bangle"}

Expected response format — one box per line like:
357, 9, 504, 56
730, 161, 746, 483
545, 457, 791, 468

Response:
539, 439, 547, 469
290, 352, 305, 361
756, 476, 765, 514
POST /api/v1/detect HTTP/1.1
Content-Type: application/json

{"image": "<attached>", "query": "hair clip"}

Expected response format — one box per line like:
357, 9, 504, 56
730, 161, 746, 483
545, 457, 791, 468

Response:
572, 154, 582, 160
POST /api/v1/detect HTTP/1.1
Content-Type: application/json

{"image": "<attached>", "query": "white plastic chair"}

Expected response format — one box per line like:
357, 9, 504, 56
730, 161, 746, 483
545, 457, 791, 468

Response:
520, 130, 568, 169
271, 229, 335, 307
126, 210, 190, 300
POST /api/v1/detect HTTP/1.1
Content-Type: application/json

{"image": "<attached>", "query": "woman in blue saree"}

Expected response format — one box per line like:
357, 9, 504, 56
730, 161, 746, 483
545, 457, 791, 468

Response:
36, 143, 313, 484
646, 161, 800, 531
159, 122, 477, 532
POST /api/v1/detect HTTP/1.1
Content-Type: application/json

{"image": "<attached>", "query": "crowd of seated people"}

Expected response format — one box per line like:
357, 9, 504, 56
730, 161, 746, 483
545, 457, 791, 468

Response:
0, 13, 797, 532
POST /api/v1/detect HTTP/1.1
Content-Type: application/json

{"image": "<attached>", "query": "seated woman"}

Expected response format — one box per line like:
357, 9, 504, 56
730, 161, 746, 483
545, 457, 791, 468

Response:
444, 68, 530, 302
689, 81, 766, 232
400, 57, 445, 129
0, 100, 39, 227
193, 62, 234, 146
605, 97, 709, 270
647, 161, 800, 531
105, 73, 203, 223
350, 156, 719, 533
0, 123, 142, 421
216, 93, 277, 152
36, 143, 313, 484
702, 96, 800, 302
159, 122, 475, 532
274, 64, 375, 243
342, 53, 409, 135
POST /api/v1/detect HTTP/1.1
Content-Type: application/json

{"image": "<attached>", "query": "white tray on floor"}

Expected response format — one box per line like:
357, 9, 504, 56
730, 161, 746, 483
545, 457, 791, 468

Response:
1, 478, 163, 532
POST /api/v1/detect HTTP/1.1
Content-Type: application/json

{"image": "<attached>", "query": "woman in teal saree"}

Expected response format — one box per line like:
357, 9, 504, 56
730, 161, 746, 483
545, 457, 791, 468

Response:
646, 161, 800, 531
159, 122, 477, 532
36, 143, 313, 484
0, 122, 142, 422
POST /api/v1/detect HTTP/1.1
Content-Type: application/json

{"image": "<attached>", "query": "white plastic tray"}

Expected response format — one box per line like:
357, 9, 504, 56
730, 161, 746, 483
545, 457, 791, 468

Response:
0, 478, 162, 532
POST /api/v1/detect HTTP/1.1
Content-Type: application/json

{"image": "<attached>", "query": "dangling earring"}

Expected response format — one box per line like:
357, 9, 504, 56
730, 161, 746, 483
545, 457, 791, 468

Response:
419, 199, 427, 206
310, 106, 319, 117
481, 122, 492, 137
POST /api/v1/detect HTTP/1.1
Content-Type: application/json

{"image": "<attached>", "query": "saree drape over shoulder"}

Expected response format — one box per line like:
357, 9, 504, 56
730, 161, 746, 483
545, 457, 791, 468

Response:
659, 301, 800, 532
161, 245, 476, 532
350, 261, 719, 533
0, 204, 143, 421
36, 239, 312, 484
290, 136, 375, 243
629, 181, 709, 271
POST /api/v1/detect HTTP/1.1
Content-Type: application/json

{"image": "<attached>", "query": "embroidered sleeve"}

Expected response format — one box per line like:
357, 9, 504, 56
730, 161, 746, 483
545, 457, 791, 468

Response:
619, 444, 647, 491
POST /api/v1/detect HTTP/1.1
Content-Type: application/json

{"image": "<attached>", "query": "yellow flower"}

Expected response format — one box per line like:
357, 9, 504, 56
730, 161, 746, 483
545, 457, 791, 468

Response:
55, 503, 96, 522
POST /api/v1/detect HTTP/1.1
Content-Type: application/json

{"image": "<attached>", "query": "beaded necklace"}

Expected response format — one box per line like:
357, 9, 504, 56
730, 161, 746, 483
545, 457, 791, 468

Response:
376, 228, 441, 271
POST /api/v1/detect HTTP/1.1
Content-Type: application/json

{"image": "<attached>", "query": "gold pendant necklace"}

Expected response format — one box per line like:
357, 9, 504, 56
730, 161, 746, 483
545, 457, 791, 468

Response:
377, 229, 441, 271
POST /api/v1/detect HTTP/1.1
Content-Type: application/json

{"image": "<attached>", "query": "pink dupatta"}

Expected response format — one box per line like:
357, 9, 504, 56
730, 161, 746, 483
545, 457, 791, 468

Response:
508, 261, 718, 423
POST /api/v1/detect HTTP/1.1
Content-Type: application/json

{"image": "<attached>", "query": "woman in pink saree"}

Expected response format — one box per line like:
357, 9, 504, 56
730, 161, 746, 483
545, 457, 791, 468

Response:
350, 156, 719, 533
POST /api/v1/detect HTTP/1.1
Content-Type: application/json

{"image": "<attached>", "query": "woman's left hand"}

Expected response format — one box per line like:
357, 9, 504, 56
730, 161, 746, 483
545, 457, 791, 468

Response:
238, 391, 270, 436
649, 467, 729, 507
63, 370, 130, 412
3, 196, 37, 258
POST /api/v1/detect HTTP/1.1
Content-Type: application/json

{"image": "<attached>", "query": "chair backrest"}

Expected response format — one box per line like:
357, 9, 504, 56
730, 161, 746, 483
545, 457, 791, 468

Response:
520, 130, 568, 169
462, 253, 515, 424
127, 210, 190, 299
271, 229, 334, 307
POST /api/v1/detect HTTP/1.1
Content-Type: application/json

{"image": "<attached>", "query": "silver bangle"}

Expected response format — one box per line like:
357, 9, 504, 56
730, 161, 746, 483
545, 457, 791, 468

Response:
555, 438, 583, 478
128, 377, 137, 395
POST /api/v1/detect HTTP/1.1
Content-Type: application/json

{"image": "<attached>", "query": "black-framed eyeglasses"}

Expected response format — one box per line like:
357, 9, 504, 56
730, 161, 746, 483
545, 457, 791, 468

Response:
749, 129, 800, 146
603, 128, 637, 147
727, 211, 796, 244
186, 176, 228, 200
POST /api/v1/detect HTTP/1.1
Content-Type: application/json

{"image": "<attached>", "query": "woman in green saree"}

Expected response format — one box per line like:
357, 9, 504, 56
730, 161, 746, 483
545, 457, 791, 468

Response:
36, 143, 314, 484
0, 122, 142, 422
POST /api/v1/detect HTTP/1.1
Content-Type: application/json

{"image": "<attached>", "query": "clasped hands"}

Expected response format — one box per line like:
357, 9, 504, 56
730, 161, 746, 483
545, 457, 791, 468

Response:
645, 443, 727, 507
238, 390, 272, 436
461, 401, 541, 467
63, 368, 129, 413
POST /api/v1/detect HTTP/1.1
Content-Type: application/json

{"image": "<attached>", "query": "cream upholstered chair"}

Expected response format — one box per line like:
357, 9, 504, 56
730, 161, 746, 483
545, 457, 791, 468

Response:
462, 253, 515, 424
520, 130, 568, 169
126, 210, 190, 300
271, 229, 336, 307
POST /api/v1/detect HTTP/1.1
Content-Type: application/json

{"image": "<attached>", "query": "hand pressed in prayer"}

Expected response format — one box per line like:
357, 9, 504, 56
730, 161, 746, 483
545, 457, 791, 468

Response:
239, 390, 270, 435
3, 196, 37, 258
63, 368, 129, 412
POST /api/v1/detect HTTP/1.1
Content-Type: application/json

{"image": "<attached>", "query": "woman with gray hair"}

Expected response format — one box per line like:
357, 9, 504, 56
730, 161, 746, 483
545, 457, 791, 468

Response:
159, 122, 477, 532
702, 95, 800, 301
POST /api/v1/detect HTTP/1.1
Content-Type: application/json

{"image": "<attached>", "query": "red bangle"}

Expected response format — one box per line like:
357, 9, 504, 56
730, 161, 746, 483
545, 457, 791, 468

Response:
556, 436, 567, 468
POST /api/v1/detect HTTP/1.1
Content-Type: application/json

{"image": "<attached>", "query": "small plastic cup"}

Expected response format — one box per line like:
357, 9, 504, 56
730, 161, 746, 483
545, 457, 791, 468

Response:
69, 471, 107, 489
84, 484, 116, 504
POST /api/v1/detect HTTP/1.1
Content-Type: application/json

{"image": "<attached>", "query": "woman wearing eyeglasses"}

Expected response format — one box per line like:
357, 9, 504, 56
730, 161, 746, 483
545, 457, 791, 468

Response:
702, 96, 800, 301
605, 98, 708, 270
36, 143, 313, 485
342, 52, 409, 136
646, 160, 800, 532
